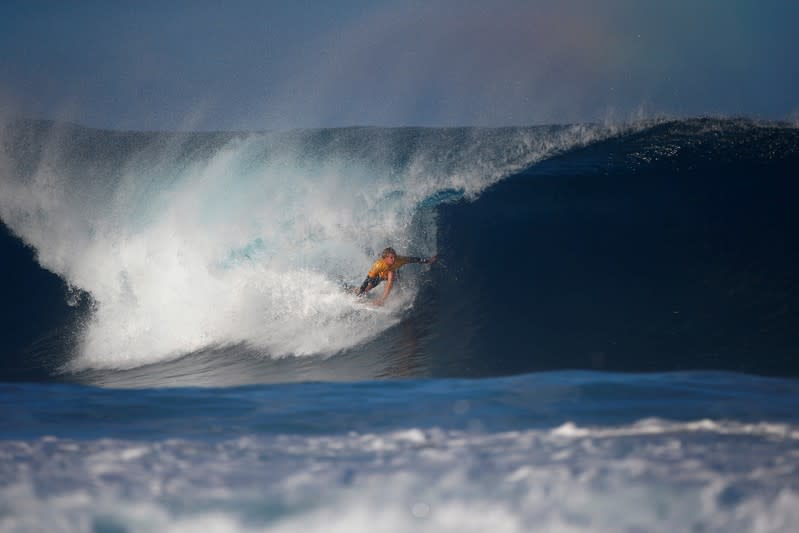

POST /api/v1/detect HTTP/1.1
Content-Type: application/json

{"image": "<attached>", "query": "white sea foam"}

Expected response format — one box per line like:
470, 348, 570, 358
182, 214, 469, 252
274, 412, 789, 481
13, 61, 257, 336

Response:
0, 121, 632, 369
1, 420, 797, 532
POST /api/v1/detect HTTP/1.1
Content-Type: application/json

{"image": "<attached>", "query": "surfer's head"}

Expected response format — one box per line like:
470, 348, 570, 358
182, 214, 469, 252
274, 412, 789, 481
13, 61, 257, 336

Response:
381, 247, 397, 265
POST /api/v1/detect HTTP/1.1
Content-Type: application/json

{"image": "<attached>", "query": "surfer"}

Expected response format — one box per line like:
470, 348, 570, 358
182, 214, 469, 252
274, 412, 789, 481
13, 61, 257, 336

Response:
355, 247, 437, 306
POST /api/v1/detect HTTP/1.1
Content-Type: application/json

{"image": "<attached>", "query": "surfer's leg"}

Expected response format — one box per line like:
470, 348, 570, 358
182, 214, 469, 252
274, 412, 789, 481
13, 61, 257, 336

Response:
357, 276, 382, 295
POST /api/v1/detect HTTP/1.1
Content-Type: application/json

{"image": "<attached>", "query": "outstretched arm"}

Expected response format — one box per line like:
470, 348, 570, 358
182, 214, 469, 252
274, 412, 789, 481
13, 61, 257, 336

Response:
405, 255, 437, 265
374, 271, 395, 306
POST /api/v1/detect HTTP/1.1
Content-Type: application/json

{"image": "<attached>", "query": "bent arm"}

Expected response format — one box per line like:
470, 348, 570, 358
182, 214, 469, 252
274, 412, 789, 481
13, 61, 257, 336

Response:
375, 271, 395, 306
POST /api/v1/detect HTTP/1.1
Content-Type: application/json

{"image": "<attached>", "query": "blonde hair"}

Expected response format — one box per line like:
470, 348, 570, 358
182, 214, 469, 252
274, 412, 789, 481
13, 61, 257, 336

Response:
381, 247, 397, 258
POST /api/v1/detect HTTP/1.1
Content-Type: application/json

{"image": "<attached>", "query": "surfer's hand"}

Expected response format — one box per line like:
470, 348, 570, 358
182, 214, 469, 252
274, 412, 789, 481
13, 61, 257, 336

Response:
427, 255, 438, 265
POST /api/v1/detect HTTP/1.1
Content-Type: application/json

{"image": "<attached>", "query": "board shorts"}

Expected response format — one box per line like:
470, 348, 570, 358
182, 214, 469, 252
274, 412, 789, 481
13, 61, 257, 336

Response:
358, 271, 400, 293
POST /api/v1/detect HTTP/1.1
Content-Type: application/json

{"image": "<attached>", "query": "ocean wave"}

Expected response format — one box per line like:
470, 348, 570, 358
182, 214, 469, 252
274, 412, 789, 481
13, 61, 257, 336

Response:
0, 119, 630, 372
1, 117, 797, 383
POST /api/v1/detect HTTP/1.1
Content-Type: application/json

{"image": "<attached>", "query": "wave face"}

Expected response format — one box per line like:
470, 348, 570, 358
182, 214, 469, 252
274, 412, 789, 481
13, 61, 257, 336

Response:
1, 118, 798, 385
427, 119, 799, 378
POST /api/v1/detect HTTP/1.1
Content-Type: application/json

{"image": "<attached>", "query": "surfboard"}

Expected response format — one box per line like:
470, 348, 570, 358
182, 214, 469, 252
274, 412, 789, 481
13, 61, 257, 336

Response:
341, 283, 359, 295
341, 283, 391, 312
359, 304, 389, 313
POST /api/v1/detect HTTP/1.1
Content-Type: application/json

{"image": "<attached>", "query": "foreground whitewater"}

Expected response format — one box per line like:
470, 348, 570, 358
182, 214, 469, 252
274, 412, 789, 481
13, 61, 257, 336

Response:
1, 371, 798, 532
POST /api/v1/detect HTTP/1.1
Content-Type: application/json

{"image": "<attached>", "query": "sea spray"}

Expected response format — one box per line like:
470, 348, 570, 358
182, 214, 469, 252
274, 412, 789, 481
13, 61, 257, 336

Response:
0, 120, 636, 369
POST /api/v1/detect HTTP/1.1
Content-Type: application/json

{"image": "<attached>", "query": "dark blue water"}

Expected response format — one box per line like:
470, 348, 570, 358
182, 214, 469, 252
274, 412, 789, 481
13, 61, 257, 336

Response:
1, 118, 798, 531
4, 372, 797, 441
426, 119, 799, 377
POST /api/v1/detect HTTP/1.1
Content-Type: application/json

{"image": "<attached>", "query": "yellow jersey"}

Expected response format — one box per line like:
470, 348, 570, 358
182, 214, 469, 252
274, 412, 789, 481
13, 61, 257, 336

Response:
367, 256, 420, 280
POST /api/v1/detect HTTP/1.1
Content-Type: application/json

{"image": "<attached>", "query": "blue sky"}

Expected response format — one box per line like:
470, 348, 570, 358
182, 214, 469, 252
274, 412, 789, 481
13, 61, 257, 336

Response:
1, 0, 797, 130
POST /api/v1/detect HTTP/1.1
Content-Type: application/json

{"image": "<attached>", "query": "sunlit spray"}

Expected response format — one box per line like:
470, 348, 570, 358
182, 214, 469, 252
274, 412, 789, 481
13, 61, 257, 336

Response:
0, 121, 627, 369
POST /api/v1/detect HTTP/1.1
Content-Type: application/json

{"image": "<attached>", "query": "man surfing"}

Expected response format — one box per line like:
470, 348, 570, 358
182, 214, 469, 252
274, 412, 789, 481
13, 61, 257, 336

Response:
355, 247, 437, 306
